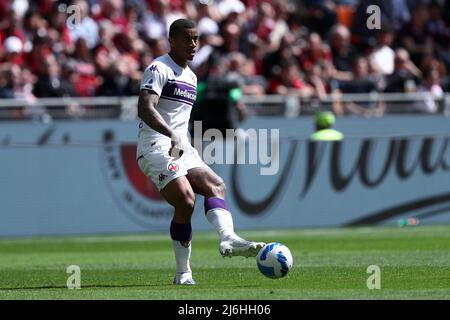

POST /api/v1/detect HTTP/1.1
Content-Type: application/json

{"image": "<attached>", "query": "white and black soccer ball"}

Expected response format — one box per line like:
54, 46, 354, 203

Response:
256, 242, 293, 279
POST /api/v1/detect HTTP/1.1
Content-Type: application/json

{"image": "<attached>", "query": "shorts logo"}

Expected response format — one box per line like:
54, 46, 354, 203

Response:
168, 163, 179, 173
149, 65, 158, 72
159, 173, 167, 182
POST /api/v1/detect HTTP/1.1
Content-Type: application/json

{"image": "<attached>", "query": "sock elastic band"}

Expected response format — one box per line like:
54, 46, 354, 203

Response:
170, 221, 192, 241
204, 197, 228, 215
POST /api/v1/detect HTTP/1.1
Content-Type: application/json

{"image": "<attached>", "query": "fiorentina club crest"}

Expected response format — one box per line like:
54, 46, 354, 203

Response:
100, 130, 173, 228
168, 162, 179, 173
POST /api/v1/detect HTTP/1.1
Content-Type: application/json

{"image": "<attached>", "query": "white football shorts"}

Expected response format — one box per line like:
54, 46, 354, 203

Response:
137, 141, 208, 191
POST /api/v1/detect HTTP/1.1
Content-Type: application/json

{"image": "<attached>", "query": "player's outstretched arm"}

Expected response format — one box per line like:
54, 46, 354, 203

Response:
137, 89, 174, 139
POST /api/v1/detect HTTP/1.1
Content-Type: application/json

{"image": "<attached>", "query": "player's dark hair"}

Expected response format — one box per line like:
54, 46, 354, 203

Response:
169, 19, 196, 38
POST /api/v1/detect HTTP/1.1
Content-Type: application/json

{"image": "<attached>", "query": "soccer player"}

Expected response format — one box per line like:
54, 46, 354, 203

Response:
136, 19, 265, 285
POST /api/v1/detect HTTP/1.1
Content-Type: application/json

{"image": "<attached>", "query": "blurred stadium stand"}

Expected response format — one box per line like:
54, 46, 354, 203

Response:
0, 0, 449, 119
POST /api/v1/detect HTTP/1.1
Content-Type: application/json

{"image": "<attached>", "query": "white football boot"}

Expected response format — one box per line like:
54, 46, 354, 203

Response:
173, 272, 196, 285
219, 235, 266, 258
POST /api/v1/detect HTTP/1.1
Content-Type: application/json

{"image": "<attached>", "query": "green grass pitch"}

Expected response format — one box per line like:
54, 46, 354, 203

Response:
0, 225, 449, 299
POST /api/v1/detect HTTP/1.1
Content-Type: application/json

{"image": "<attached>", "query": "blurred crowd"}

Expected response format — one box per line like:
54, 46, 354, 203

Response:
0, 0, 450, 115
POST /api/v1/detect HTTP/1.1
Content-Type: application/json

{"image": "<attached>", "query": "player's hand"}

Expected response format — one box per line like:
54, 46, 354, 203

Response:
169, 133, 186, 160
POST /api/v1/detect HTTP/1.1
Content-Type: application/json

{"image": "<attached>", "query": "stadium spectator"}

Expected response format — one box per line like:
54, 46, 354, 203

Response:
268, 0, 290, 50
414, 68, 444, 113
201, 19, 247, 78
0, 36, 24, 65
398, 4, 434, 67
226, 51, 266, 96
94, 19, 120, 74
22, 10, 48, 47
420, 56, 448, 88
301, 0, 337, 39
33, 54, 77, 97
47, 5, 75, 56
0, 8, 26, 45
12, 65, 36, 101
299, 33, 333, 73
267, 59, 316, 97
217, 0, 246, 20
328, 24, 355, 78
333, 56, 386, 117
368, 26, 396, 76
262, 31, 297, 78
124, 0, 146, 35
247, 1, 276, 49
298, 32, 332, 98
427, 1, 449, 44
69, 0, 99, 50
338, 56, 380, 93
0, 64, 14, 98
385, 48, 422, 93
0, 0, 448, 105
195, 2, 220, 37
97, 53, 140, 96
143, 0, 185, 46
94, 0, 128, 33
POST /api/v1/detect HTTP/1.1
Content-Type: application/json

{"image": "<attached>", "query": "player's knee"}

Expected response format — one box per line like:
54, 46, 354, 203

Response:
176, 191, 196, 213
212, 179, 226, 197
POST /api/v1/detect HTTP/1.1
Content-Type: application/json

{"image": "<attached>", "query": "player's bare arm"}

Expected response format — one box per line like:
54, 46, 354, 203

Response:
137, 89, 184, 156
137, 89, 173, 139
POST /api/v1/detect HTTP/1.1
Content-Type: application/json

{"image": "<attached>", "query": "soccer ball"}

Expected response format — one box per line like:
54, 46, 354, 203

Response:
256, 242, 293, 279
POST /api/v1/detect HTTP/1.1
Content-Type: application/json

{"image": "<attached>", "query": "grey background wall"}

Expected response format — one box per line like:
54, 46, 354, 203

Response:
0, 116, 449, 236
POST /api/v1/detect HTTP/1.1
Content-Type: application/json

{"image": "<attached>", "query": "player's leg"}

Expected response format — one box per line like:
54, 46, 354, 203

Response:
160, 176, 196, 285
186, 166, 265, 258
137, 143, 197, 285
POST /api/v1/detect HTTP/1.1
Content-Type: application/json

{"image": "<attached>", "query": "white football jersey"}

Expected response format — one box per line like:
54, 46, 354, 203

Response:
137, 54, 197, 154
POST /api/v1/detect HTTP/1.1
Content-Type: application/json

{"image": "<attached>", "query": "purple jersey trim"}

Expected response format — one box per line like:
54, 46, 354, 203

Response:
167, 79, 196, 89
160, 95, 194, 106
161, 82, 196, 105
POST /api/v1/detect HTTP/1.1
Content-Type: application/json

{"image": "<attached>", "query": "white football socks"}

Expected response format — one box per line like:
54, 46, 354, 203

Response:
206, 208, 238, 242
172, 240, 192, 274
